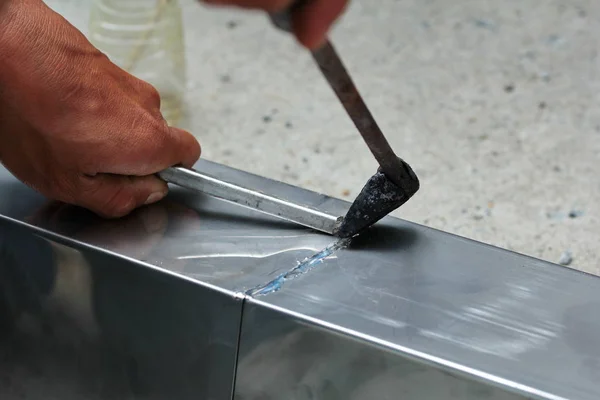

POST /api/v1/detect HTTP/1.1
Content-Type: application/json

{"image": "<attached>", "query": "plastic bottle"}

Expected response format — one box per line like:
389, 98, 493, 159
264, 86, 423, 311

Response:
88, 0, 186, 126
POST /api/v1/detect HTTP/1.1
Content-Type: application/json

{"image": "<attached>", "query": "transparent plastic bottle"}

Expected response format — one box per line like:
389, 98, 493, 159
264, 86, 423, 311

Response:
88, 0, 186, 126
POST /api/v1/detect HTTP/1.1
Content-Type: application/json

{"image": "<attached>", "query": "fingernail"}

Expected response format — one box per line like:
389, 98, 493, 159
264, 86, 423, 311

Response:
145, 191, 167, 205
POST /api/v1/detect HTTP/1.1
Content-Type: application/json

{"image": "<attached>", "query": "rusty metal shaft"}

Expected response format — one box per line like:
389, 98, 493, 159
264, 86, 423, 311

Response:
270, 7, 416, 190
310, 41, 415, 191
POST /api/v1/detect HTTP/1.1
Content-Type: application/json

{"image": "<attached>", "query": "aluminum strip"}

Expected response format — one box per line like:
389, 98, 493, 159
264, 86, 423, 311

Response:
158, 166, 342, 235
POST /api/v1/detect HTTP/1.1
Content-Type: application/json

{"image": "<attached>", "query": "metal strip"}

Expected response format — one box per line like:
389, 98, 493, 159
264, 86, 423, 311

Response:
158, 166, 341, 235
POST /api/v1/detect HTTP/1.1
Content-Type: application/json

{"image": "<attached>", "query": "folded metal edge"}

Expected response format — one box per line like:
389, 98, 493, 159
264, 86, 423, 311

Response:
235, 298, 565, 400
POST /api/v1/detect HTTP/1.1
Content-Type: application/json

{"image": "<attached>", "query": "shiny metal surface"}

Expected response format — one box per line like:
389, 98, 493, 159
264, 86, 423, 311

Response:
158, 166, 342, 235
0, 220, 242, 400
240, 227, 600, 400
235, 300, 527, 400
2, 160, 600, 400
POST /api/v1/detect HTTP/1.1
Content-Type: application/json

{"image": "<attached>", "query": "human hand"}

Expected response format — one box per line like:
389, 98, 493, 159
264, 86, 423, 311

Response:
0, 0, 201, 218
202, 0, 349, 49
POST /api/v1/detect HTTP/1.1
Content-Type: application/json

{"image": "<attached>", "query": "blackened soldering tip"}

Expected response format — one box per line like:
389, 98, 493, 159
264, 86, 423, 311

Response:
334, 165, 420, 239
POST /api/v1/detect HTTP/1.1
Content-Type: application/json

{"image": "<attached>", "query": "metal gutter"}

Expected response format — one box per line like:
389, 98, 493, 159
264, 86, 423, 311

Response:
1, 160, 599, 399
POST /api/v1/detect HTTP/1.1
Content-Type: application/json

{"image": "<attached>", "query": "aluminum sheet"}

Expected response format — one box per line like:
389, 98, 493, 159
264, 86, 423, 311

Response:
0, 221, 242, 400
1, 161, 600, 399
236, 300, 527, 400
240, 226, 600, 399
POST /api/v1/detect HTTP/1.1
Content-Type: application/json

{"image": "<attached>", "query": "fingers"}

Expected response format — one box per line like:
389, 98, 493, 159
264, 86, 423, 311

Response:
75, 174, 169, 218
200, 0, 348, 50
168, 127, 202, 168
90, 123, 201, 177
129, 124, 201, 173
202, 0, 292, 12
93, 96, 199, 211
292, 0, 348, 49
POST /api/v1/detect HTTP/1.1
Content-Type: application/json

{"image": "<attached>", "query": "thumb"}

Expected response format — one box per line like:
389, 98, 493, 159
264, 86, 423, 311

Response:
93, 126, 201, 176
75, 174, 169, 218
292, 0, 348, 50
167, 126, 202, 168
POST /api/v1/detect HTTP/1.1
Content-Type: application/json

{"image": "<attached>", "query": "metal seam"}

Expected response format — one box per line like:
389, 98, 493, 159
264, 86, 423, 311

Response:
244, 238, 351, 297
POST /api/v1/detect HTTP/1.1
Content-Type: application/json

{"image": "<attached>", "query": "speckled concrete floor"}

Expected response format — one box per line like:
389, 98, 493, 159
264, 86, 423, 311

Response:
51, 0, 599, 273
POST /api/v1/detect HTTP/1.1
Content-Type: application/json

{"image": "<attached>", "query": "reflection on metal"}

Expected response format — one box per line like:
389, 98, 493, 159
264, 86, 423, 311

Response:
235, 301, 527, 400
1, 160, 600, 400
158, 166, 342, 235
